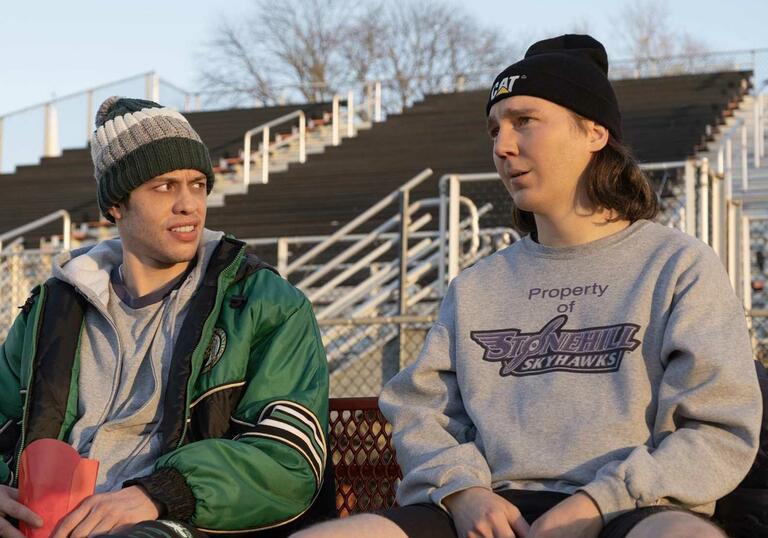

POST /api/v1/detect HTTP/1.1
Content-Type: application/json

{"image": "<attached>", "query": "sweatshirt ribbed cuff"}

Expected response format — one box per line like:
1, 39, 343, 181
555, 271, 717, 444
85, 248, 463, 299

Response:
579, 475, 637, 523
432, 482, 493, 513
124, 467, 197, 523
428, 467, 493, 511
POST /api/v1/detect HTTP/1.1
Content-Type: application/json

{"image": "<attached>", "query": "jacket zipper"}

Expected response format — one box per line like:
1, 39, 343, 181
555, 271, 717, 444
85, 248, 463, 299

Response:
176, 249, 244, 449
13, 285, 48, 486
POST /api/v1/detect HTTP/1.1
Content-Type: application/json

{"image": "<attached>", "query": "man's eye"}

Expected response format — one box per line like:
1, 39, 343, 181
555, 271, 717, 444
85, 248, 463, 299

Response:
194, 181, 207, 189
517, 116, 532, 127
489, 127, 499, 139
155, 183, 171, 192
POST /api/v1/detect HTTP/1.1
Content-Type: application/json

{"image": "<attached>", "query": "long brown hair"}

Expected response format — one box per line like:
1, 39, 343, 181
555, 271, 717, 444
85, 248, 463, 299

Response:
511, 114, 659, 235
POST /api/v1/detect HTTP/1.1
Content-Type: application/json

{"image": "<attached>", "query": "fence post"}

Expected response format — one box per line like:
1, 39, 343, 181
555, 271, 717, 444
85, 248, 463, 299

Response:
711, 171, 721, 259
365, 82, 373, 122
332, 95, 340, 146
684, 159, 696, 236
698, 157, 709, 245
145, 72, 160, 102
277, 238, 289, 277
448, 175, 461, 281
755, 93, 761, 168
438, 177, 448, 296
43, 102, 60, 158
741, 122, 749, 191
742, 214, 752, 311
714, 147, 725, 260
374, 81, 382, 122
299, 113, 306, 163
397, 189, 411, 370
346, 91, 355, 137
262, 127, 270, 184
86, 90, 94, 142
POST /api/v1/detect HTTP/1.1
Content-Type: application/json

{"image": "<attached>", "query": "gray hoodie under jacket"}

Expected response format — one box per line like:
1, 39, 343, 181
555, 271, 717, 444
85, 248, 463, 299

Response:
379, 220, 762, 523
52, 229, 224, 492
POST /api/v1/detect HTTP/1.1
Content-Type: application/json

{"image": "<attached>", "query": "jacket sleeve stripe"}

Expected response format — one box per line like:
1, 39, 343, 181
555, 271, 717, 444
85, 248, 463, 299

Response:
239, 426, 321, 484
258, 418, 324, 473
260, 400, 325, 444
273, 404, 325, 453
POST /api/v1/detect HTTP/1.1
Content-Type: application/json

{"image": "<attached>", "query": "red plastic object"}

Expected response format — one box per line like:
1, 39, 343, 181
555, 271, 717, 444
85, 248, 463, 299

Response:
18, 439, 99, 538
329, 397, 401, 517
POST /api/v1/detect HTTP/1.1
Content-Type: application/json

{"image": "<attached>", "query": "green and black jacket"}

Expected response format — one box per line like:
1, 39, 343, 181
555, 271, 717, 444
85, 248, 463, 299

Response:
0, 237, 329, 533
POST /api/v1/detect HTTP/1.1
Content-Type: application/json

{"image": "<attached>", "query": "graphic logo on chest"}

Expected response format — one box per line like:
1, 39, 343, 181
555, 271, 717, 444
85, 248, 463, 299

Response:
201, 327, 227, 374
470, 315, 641, 377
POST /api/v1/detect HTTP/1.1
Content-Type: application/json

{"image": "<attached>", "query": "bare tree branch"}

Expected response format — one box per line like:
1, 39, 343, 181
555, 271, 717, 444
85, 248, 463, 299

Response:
613, 0, 711, 76
197, 0, 510, 109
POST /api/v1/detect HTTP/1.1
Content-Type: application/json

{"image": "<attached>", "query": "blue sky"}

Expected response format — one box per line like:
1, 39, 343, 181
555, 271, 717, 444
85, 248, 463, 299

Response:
1, 0, 767, 171
2, 0, 767, 115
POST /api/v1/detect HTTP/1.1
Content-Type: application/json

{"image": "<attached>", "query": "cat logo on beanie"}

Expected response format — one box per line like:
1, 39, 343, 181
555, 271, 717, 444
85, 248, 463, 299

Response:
486, 34, 623, 141
490, 74, 527, 101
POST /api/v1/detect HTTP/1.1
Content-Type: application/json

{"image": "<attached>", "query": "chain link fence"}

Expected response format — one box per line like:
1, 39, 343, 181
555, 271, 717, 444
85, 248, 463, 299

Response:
320, 315, 436, 397
3, 248, 767, 381
749, 312, 768, 367
0, 246, 58, 338
657, 174, 686, 231
749, 219, 768, 310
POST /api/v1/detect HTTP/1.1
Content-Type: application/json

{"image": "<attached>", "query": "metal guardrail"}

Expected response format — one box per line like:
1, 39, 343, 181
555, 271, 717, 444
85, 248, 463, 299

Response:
0, 72, 196, 174
242, 110, 306, 186
284, 168, 434, 278
696, 83, 768, 309
241, 91, 359, 186
0, 210, 71, 252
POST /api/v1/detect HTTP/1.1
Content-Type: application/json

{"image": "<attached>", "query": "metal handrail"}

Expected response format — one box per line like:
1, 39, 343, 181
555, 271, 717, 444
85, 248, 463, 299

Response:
316, 202, 492, 320
284, 168, 433, 277
318, 314, 435, 326
296, 198, 435, 290
241, 91, 358, 186
242, 110, 306, 186
0, 72, 172, 119
0, 72, 194, 173
0, 210, 71, 251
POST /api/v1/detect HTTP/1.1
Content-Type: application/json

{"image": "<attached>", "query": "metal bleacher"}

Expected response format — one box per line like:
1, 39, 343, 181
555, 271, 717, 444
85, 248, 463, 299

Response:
0, 69, 765, 390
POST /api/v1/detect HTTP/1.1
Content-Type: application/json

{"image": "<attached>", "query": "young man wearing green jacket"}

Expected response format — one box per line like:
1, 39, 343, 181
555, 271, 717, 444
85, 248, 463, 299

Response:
0, 97, 329, 537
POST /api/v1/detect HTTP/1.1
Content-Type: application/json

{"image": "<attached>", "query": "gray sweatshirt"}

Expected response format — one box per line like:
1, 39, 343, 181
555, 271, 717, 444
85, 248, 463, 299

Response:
52, 229, 224, 492
379, 220, 762, 522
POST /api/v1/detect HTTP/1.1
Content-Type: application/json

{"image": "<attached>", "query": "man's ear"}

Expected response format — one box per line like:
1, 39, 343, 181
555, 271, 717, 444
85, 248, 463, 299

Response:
108, 205, 123, 221
587, 122, 609, 152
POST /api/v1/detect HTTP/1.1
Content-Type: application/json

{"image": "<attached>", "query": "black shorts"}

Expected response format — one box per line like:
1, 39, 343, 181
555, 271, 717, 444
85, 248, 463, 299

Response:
379, 489, 720, 538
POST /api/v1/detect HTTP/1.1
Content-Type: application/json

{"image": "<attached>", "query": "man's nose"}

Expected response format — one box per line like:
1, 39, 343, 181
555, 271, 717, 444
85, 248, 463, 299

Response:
494, 126, 519, 159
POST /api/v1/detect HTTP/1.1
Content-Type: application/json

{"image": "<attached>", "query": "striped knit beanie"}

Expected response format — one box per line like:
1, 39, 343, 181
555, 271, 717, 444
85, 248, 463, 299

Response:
90, 96, 214, 222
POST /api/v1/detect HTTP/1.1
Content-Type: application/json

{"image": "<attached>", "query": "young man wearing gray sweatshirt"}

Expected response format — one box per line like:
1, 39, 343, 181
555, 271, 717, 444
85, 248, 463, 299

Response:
296, 35, 762, 538
0, 97, 329, 538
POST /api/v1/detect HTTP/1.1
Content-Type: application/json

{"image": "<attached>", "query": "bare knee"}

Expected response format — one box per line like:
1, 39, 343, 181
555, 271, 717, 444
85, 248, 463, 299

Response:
626, 510, 726, 538
290, 513, 407, 538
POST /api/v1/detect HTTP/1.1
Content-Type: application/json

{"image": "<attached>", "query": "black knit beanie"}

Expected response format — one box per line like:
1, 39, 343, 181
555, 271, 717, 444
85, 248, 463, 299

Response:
486, 34, 622, 140
90, 96, 215, 222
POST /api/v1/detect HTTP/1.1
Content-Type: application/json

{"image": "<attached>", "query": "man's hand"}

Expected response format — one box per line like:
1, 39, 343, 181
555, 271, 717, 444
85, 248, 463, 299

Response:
51, 486, 161, 538
0, 485, 42, 538
443, 486, 530, 538
528, 492, 602, 538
